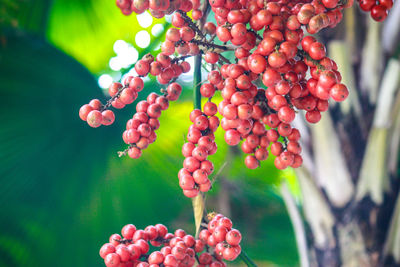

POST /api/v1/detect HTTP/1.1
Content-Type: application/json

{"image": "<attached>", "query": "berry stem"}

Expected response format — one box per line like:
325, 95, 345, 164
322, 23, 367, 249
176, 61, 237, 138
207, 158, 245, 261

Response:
101, 85, 127, 111
177, 10, 207, 40
192, 50, 204, 237
218, 54, 232, 64
190, 39, 233, 51
239, 250, 258, 267
191, 0, 210, 238
194, 53, 202, 110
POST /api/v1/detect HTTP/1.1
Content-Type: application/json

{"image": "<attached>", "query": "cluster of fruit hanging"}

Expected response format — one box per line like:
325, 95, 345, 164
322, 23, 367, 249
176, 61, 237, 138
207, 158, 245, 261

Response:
80, 0, 396, 194
100, 213, 241, 267
77, 0, 395, 266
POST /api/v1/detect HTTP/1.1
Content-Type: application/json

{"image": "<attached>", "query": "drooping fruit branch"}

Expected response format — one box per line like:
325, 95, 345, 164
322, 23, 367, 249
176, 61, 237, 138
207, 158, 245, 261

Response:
78, 0, 395, 266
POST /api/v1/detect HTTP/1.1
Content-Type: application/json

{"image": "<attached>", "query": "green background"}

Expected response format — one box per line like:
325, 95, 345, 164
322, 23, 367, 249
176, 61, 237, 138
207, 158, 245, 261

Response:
0, 0, 299, 266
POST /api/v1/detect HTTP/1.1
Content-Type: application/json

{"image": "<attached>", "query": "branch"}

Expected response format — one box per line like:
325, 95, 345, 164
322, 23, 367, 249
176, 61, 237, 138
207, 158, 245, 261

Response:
193, 50, 202, 110
239, 250, 258, 267
190, 39, 233, 51
101, 85, 126, 111
177, 10, 206, 40
191, 0, 210, 237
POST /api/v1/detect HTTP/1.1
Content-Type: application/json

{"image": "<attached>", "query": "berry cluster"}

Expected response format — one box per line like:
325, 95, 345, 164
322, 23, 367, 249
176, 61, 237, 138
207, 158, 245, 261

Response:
179, 106, 219, 197
79, 99, 116, 128
123, 83, 182, 159
358, 0, 393, 21
116, 0, 197, 18
201, 0, 355, 170
99, 214, 240, 267
135, 52, 191, 85
79, 76, 143, 127
81, 0, 393, 185
199, 213, 242, 261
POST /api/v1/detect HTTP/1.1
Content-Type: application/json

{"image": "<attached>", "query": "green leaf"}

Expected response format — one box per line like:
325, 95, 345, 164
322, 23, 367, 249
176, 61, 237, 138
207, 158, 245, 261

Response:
47, 0, 167, 74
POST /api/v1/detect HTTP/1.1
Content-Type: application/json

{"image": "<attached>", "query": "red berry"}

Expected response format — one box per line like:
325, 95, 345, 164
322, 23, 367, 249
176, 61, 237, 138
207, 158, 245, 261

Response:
135, 60, 150, 76
121, 224, 137, 239
205, 52, 220, 64
222, 246, 239, 261
89, 99, 102, 110
100, 243, 116, 259
371, 5, 388, 21
79, 104, 93, 121
102, 110, 115, 126
330, 83, 349, 102
360, 0, 376, 11
116, 246, 130, 262
268, 51, 287, 68
183, 156, 201, 172
104, 252, 122, 267
128, 147, 142, 159
225, 129, 241, 146
87, 110, 103, 128
309, 42, 326, 60
305, 110, 322, 123
245, 155, 259, 169
226, 229, 242, 246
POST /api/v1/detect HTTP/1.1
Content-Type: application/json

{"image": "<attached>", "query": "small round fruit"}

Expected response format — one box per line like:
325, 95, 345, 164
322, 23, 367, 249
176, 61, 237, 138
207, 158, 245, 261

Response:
87, 110, 103, 128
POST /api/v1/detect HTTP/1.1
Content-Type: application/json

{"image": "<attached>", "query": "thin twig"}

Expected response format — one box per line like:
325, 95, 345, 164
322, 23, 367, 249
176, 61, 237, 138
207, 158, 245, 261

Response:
239, 250, 258, 267
211, 162, 228, 186
190, 39, 232, 51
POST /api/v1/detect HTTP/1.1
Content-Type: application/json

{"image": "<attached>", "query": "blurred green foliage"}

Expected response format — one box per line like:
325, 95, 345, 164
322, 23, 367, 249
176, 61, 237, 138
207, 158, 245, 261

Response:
47, 0, 167, 74
0, 0, 299, 266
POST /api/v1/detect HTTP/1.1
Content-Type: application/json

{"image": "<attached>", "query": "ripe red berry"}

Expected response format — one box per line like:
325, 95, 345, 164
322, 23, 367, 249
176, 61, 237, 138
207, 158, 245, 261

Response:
225, 129, 241, 146
79, 104, 93, 121
89, 99, 102, 110
226, 229, 242, 246
128, 147, 142, 159
205, 52, 219, 64
104, 253, 121, 267
135, 60, 150, 76
309, 42, 326, 60
183, 156, 201, 172
100, 243, 116, 259
330, 83, 349, 102
371, 5, 388, 22
245, 155, 259, 169
268, 51, 287, 68
101, 110, 115, 126
305, 110, 322, 123
87, 110, 103, 128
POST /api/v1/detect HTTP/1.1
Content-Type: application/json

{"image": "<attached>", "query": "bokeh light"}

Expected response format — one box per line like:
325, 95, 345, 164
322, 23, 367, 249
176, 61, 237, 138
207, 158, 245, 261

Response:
135, 30, 151, 48
137, 11, 153, 28
98, 74, 113, 89
151, 24, 164, 37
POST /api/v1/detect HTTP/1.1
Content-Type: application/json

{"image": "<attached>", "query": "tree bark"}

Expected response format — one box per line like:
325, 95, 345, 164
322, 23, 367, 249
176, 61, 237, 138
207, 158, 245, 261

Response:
283, 3, 400, 266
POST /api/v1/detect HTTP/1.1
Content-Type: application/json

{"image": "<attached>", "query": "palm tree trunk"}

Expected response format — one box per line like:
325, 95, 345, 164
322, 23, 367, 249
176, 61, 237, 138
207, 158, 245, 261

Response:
282, 3, 400, 266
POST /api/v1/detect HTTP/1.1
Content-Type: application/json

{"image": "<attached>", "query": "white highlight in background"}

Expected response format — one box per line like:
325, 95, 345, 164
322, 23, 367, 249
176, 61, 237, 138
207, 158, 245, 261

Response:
119, 46, 139, 68
110, 40, 139, 70
137, 12, 153, 28
179, 56, 195, 83
135, 30, 151, 48
113, 40, 128, 54
151, 24, 164, 37
98, 74, 113, 89
109, 57, 122, 71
